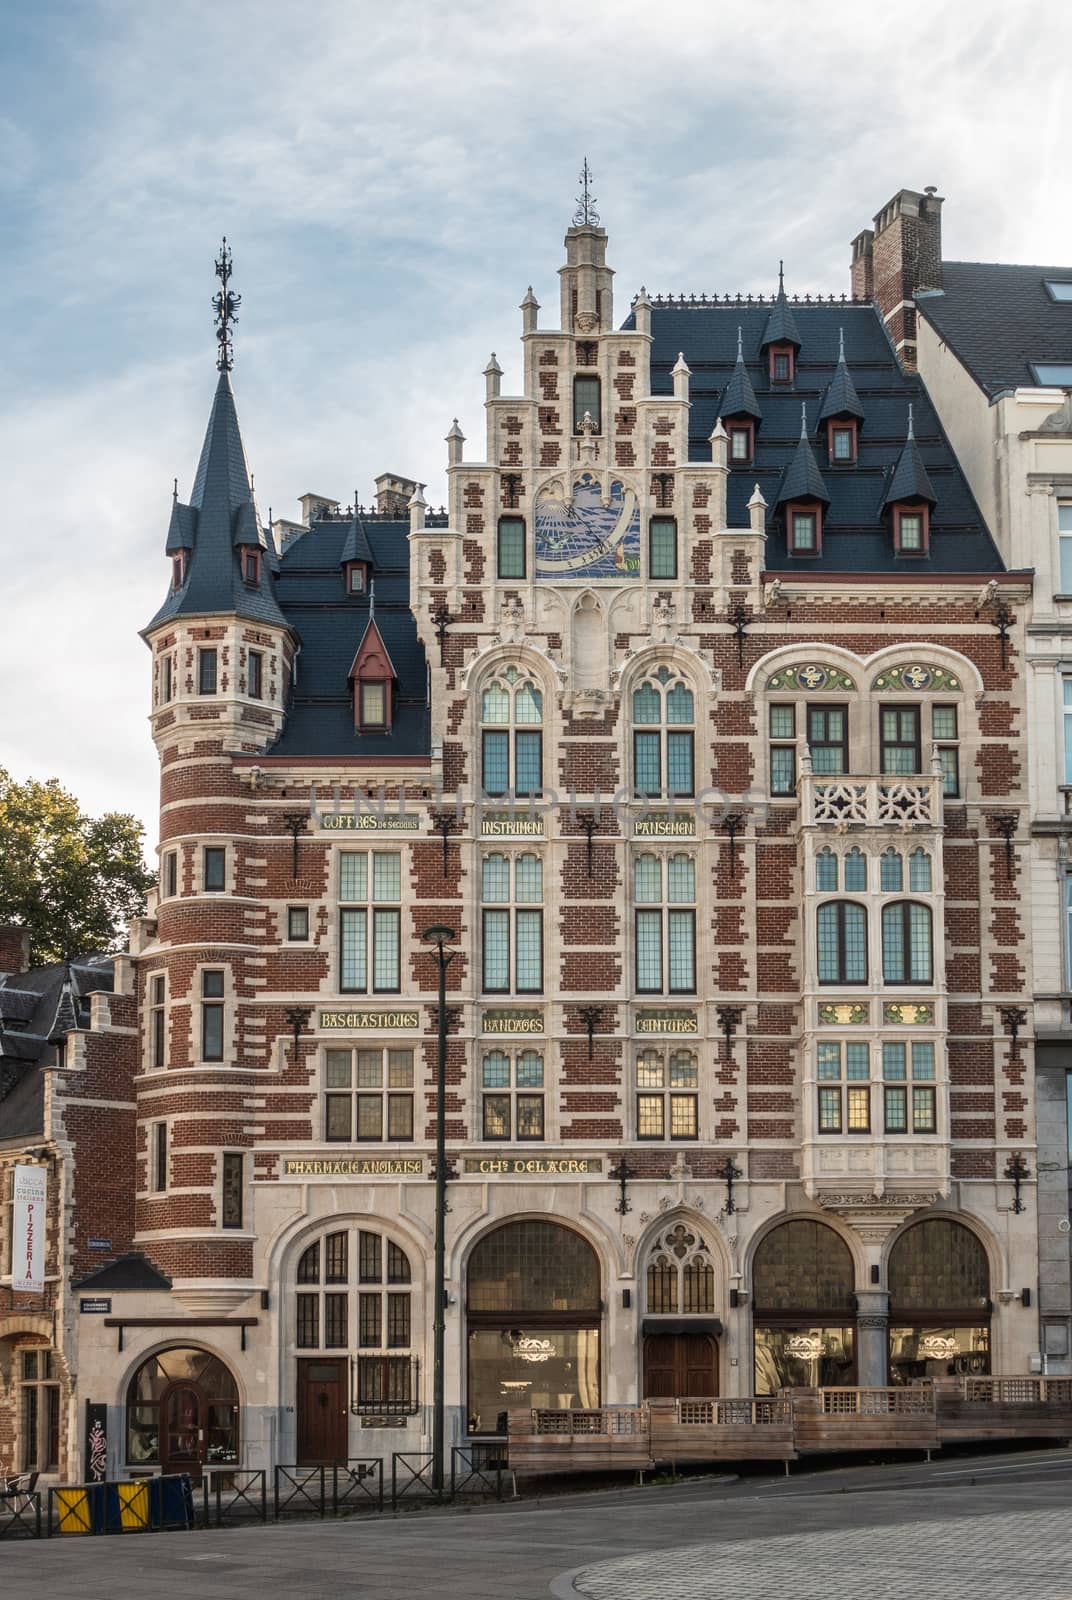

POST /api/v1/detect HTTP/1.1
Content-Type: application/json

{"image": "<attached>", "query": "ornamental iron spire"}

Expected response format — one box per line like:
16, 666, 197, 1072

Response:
907, 402, 915, 440
573, 158, 600, 227
213, 236, 241, 373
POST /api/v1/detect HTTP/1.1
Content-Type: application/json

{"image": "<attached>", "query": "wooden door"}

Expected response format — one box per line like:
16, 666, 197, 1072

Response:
297, 1358, 349, 1465
643, 1334, 718, 1399
161, 1384, 205, 1479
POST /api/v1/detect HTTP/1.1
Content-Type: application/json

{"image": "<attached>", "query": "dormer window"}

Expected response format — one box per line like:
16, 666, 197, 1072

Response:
359, 681, 388, 729
172, 553, 187, 589
828, 422, 857, 464
769, 345, 795, 385
346, 563, 367, 594
893, 504, 930, 556
786, 501, 822, 556
241, 549, 261, 585
729, 423, 754, 464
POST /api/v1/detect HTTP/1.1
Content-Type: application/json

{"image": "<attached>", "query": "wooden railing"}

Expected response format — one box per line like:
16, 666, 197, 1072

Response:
675, 1398, 792, 1427
531, 1407, 647, 1437
820, 1384, 935, 1417
960, 1376, 1072, 1405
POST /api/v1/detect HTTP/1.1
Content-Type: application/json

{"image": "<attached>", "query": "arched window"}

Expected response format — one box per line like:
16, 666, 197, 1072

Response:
126, 1347, 238, 1477
645, 1222, 715, 1314
752, 1219, 856, 1393
888, 1218, 990, 1383
481, 666, 543, 797
882, 901, 932, 984
908, 849, 932, 892
880, 849, 903, 892
466, 1221, 601, 1434
632, 666, 695, 797
817, 901, 867, 984
844, 848, 867, 891
634, 853, 695, 994
816, 848, 838, 891
294, 1228, 414, 1415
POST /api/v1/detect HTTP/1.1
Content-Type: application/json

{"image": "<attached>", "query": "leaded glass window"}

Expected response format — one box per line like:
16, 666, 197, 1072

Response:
882, 901, 932, 984
633, 854, 695, 994
481, 853, 543, 993
631, 666, 695, 797
481, 666, 543, 797
339, 852, 401, 992
817, 901, 867, 984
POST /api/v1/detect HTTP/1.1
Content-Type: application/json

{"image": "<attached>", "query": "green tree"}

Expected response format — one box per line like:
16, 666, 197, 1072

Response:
0, 768, 155, 967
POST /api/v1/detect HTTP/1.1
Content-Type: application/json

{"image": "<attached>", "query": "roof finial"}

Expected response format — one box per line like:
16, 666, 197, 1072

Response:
737, 325, 743, 361
800, 401, 808, 439
172, 476, 178, 502
368, 578, 375, 619
838, 326, 845, 362
573, 158, 600, 227
213, 236, 241, 373
778, 260, 785, 295
907, 402, 915, 440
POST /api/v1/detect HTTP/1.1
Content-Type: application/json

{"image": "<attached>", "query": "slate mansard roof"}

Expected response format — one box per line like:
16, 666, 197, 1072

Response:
917, 261, 1072, 397
626, 300, 1002, 573
0, 955, 115, 1141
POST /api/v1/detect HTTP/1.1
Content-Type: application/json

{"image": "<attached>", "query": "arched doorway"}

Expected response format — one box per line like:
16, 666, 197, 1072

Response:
888, 1218, 991, 1383
752, 1219, 857, 1392
126, 1348, 238, 1480
465, 1220, 601, 1435
642, 1221, 720, 1399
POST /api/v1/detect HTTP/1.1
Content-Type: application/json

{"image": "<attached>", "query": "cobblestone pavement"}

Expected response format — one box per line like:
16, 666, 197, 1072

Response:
569, 1507, 1072, 1600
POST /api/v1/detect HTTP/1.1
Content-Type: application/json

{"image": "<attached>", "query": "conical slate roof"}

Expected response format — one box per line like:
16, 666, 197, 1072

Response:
884, 407, 937, 506
761, 266, 802, 351
719, 330, 762, 422
144, 371, 289, 633
776, 407, 830, 507
818, 331, 865, 422
340, 513, 375, 567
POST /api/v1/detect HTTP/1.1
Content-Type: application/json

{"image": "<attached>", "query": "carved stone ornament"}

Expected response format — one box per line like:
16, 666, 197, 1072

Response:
856, 1315, 890, 1330
497, 599, 526, 645
651, 601, 678, 646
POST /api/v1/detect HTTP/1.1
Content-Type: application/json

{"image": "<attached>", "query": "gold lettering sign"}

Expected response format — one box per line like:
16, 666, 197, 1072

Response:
482, 1010, 544, 1035
282, 1158, 424, 1177
480, 815, 544, 836
633, 815, 696, 837
636, 1011, 698, 1034
319, 1010, 420, 1030
462, 1157, 602, 1176
319, 813, 421, 831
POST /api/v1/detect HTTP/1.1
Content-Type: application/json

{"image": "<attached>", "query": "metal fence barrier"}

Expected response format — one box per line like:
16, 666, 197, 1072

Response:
274, 1465, 330, 1519
450, 1443, 506, 1500
48, 1477, 194, 1536
201, 1469, 268, 1526
391, 1452, 441, 1509
0, 1490, 42, 1539
333, 1459, 384, 1514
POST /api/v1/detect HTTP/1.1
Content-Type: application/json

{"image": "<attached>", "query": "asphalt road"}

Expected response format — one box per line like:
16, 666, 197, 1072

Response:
4, 1447, 1072, 1600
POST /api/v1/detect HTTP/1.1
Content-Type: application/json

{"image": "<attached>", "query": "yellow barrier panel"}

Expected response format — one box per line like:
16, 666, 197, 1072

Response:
54, 1487, 92, 1535
117, 1482, 150, 1530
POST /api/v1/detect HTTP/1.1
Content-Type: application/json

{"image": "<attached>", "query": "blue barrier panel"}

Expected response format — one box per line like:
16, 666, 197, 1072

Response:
150, 1475, 195, 1530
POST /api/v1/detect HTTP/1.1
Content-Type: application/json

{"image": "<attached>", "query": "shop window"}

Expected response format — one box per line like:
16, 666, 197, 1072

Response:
126, 1347, 239, 1469
634, 854, 696, 994
648, 517, 677, 580
481, 666, 543, 798
198, 648, 217, 695
816, 1041, 870, 1133
481, 1049, 544, 1140
882, 901, 933, 984
248, 650, 263, 700
769, 704, 796, 795
481, 854, 543, 994
645, 1223, 715, 1314
339, 852, 401, 993
752, 1219, 856, 1393
19, 1351, 60, 1473
497, 517, 526, 580
817, 901, 867, 984
882, 1041, 937, 1133
466, 1221, 601, 1435
201, 970, 225, 1061
635, 1047, 698, 1139
933, 704, 959, 797
149, 974, 166, 1069
324, 1046, 414, 1142
632, 666, 695, 798
807, 704, 847, 773
888, 1219, 990, 1384
221, 1152, 243, 1228
880, 705, 921, 774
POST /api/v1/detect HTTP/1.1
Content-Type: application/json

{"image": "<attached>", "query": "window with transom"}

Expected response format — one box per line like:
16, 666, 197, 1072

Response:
646, 1223, 715, 1313
933, 704, 959, 797
481, 667, 543, 797
481, 1049, 545, 1140
481, 854, 543, 994
339, 852, 401, 993
324, 1046, 414, 1142
634, 853, 696, 994
882, 1041, 937, 1133
635, 1047, 699, 1139
880, 705, 921, 775
807, 704, 848, 774
769, 703, 796, 795
295, 1228, 415, 1412
18, 1350, 60, 1472
816, 1041, 871, 1134
632, 667, 695, 797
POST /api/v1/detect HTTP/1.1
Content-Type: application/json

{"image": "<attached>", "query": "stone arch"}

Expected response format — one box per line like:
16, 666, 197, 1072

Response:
571, 590, 606, 693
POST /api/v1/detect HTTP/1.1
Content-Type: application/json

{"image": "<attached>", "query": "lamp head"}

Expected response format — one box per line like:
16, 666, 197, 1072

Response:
422, 924, 456, 950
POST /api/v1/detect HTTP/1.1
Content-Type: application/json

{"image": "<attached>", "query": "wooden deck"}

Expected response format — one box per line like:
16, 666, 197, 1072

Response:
648, 1397, 796, 1465
506, 1407, 651, 1475
790, 1384, 939, 1454
934, 1376, 1072, 1444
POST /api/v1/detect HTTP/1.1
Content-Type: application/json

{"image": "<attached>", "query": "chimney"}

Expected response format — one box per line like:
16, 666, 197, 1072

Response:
373, 474, 421, 516
850, 187, 944, 371
0, 924, 31, 975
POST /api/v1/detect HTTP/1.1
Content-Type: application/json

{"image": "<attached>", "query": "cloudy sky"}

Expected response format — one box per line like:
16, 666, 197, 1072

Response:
3, 0, 1071, 854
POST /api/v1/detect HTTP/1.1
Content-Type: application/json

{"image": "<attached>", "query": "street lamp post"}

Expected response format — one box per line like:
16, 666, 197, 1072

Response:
422, 924, 456, 1494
